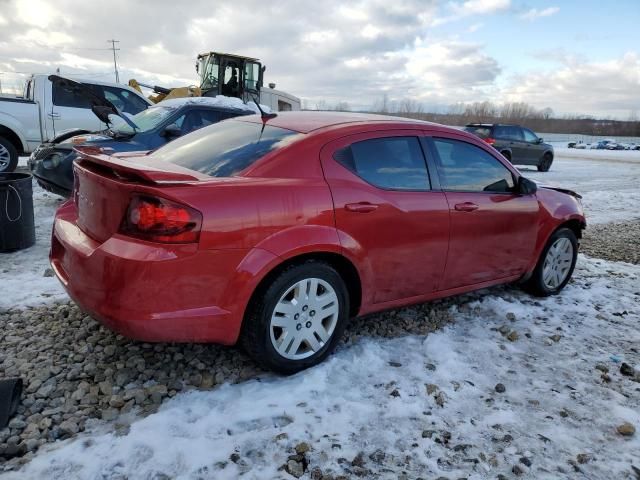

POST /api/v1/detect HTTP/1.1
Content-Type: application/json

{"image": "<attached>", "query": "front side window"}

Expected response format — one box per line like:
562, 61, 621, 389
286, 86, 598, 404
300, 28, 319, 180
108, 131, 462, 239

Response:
432, 138, 515, 193
103, 87, 149, 115
334, 137, 430, 190
522, 128, 538, 143
244, 62, 260, 92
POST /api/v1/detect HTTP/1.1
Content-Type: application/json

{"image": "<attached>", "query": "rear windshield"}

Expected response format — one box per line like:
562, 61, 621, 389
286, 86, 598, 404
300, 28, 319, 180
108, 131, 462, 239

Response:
153, 120, 303, 177
464, 126, 492, 138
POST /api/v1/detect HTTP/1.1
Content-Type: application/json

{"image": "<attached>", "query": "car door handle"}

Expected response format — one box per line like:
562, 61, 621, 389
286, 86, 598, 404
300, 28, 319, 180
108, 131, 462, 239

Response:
47, 112, 61, 119
345, 202, 379, 213
454, 202, 479, 212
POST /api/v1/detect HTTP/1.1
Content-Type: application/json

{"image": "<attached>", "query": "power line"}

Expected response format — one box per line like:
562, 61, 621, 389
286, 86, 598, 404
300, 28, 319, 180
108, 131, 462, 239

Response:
107, 39, 120, 83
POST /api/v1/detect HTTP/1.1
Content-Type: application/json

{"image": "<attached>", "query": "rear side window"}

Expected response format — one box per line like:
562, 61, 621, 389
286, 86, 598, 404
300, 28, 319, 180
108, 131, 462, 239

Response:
493, 126, 523, 141
155, 120, 303, 177
52, 82, 98, 108
432, 138, 515, 193
334, 137, 430, 190
464, 126, 492, 138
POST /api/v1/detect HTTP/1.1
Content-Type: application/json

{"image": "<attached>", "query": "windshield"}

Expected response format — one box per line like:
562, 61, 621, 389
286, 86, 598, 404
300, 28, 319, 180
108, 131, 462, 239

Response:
113, 106, 177, 135
153, 120, 304, 177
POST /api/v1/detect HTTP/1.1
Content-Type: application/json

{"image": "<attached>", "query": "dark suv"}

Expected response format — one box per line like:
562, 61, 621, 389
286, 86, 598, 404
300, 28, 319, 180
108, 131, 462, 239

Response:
464, 124, 554, 171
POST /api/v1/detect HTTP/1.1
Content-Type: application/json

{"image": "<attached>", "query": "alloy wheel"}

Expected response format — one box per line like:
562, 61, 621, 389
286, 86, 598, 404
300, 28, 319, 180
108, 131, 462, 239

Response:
269, 277, 339, 361
542, 237, 574, 289
0, 144, 10, 171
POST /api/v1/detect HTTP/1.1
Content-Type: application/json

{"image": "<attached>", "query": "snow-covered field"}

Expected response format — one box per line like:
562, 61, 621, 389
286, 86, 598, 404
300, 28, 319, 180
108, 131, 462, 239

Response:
4, 256, 639, 479
1, 149, 639, 478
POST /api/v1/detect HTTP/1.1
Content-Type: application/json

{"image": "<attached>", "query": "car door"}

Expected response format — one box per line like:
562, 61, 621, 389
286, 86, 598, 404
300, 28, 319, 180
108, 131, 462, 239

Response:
320, 131, 450, 304
522, 127, 542, 163
49, 80, 103, 137
426, 134, 539, 291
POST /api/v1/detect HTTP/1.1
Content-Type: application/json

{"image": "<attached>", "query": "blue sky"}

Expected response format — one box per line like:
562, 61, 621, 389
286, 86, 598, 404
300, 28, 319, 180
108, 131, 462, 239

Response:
0, 0, 638, 118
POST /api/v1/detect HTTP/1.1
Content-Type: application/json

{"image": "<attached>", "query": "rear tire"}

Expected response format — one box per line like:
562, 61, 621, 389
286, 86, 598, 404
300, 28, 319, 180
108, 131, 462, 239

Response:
537, 153, 553, 172
0, 137, 19, 173
501, 150, 511, 162
240, 260, 350, 374
523, 227, 578, 297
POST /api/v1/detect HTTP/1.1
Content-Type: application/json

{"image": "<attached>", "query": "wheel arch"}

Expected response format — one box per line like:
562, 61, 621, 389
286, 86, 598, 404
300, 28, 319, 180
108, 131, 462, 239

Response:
243, 251, 363, 322
0, 125, 25, 154
500, 148, 512, 160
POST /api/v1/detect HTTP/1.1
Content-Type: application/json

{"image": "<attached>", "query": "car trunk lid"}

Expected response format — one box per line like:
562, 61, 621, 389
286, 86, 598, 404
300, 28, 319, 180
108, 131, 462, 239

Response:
72, 147, 208, 242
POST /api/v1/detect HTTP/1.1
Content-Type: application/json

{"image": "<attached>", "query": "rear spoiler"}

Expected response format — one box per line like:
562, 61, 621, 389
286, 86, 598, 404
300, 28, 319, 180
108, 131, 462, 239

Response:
73, 146, 208, 183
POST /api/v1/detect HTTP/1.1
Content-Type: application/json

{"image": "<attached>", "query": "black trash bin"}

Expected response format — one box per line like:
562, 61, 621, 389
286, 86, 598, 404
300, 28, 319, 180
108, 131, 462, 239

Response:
0, 172, 36, 252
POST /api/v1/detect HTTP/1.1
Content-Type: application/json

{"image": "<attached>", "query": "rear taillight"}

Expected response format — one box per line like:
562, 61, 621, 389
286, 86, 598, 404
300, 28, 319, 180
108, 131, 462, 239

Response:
484, 137, 496, 145
119, 195, 202, 243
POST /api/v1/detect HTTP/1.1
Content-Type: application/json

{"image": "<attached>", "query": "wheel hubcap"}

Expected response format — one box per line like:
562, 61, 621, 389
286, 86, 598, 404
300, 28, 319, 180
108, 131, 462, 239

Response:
542, 237, 573, 289
0, 144, 10, 170
269, 277, 339, 361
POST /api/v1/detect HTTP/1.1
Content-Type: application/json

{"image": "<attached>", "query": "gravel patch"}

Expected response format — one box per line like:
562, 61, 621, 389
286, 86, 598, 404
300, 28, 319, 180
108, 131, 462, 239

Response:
581, 220, 640, 265
0, 298, 455, 471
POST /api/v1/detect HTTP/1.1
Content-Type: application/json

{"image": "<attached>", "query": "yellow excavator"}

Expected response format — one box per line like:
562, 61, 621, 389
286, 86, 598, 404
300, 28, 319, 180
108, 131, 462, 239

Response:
129, 51, 264, 104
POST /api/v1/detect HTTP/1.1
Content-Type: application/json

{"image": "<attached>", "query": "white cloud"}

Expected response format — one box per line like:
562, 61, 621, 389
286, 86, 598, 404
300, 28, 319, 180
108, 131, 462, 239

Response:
500, 52, 640, 117
432, 0, 509, 26
519, 6, 559, 21
449, 0, 511, 15
0, 0, 635, 118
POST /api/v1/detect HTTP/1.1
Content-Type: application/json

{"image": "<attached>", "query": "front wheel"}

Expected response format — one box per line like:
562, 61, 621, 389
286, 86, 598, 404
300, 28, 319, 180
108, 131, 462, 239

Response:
240, 261, 349, 374
0, 137, 18, 173
523, 228, 578, 297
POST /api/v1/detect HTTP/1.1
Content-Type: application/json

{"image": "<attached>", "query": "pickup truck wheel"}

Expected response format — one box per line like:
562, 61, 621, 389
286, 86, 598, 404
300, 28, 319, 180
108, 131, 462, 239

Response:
0, 137, 19, 173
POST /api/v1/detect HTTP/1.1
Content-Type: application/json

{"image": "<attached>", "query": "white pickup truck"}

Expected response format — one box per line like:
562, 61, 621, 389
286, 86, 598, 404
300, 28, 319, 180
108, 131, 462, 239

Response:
0, 74, 151, 172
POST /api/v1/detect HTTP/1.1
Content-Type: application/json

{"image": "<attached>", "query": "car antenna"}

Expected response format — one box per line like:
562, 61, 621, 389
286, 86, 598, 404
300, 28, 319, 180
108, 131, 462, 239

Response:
252, 95, 277, 121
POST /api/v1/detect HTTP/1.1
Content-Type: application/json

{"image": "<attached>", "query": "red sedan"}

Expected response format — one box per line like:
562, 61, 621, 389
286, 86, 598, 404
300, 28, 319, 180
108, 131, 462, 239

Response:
50, 112, 585, 373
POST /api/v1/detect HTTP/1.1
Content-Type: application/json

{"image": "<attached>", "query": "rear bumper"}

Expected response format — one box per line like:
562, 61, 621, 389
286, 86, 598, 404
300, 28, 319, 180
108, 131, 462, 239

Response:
50, 202, 249, 344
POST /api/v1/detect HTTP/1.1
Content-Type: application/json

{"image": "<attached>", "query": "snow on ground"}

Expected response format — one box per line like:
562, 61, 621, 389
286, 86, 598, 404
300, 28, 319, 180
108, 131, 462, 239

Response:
0, 179, 66, 309
517, 147, 640, 225
3, 255, 639, 479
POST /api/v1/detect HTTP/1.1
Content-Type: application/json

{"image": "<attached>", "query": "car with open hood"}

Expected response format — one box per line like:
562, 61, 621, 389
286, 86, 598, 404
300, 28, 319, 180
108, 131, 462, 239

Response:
0, 74, 151, 172
29, 96, 259, 196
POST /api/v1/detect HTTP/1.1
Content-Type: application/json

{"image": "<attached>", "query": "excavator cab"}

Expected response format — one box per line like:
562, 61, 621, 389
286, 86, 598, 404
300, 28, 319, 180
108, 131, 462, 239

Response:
196, 52, 264, 102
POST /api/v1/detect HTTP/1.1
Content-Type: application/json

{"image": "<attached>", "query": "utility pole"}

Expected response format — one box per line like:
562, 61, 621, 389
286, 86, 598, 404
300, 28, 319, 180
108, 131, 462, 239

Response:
108, 39, 120, 83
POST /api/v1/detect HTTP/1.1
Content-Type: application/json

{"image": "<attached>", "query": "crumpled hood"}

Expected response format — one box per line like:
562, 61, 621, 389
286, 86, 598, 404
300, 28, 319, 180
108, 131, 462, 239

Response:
538, 184, 582, 199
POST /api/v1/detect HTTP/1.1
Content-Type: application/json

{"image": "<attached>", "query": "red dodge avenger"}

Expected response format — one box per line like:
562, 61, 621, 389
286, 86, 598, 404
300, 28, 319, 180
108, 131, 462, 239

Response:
51, 112, 585, 373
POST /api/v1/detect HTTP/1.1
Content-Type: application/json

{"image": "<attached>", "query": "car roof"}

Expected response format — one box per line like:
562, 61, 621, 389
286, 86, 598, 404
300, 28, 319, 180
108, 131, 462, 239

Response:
151, 96, 258, 114
238, 111, 438, 134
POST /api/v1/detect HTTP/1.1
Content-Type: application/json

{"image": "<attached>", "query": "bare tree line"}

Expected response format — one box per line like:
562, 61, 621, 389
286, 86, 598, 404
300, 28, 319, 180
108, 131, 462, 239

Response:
309, 96, 640, 137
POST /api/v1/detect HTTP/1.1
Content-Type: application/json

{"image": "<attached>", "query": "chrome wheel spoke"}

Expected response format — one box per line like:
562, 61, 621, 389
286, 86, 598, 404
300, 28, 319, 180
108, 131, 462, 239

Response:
542, 237, 574, 290
270, 277, 340, 361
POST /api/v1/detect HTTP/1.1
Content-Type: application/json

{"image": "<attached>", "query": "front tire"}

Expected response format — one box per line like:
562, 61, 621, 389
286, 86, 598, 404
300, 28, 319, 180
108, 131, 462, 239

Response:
240, 261, 350, 374
0, 137, 18, 173
523, 228, 578, 297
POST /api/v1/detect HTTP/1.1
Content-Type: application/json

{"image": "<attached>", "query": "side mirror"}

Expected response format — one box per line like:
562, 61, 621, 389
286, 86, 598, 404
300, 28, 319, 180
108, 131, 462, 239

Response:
536, 137, 544, 144
518, 176, 537, 195
162, 124, 182, 138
